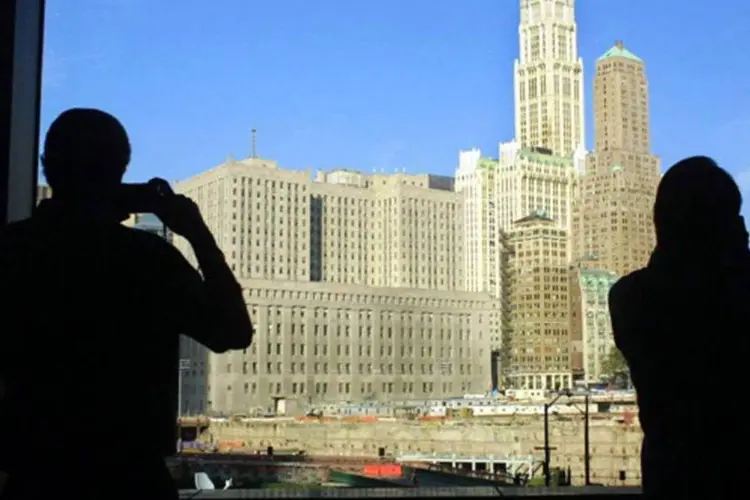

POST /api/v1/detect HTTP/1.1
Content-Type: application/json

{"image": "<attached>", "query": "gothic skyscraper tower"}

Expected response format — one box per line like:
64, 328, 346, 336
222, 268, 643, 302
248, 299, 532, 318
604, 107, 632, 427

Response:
514, 0, 585, 157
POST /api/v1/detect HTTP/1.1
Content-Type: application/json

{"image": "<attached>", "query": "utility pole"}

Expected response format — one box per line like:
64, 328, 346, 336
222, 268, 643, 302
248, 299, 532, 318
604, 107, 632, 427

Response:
538, 390, 590, 486
537, 391, 566, 487
543, 402, 551, 486
584, 392, 591, 486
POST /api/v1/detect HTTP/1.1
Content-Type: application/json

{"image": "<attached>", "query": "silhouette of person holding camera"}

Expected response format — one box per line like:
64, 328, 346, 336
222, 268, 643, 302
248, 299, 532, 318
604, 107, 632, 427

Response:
0, 108, 254, 499
609, 156, 749, 499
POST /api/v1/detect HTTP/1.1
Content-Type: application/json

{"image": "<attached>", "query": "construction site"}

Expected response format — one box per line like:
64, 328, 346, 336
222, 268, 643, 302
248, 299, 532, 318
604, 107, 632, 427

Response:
178, 407, 642, 487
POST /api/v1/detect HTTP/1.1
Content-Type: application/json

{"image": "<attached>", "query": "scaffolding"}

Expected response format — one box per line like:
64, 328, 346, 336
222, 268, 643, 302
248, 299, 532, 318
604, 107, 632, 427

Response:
498, 230, 515, 389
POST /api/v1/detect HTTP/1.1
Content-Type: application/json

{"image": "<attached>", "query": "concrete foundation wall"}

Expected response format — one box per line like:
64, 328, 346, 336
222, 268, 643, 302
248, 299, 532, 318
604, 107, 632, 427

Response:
202, 417, 643, 486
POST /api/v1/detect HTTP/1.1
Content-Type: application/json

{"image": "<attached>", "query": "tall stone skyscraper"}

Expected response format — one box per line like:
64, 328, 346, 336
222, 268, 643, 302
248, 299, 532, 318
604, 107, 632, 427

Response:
515, 0, 585, 156
572, 41, 660, 276
503, 212, 572, 390
457, 0, 585, 299
457, 1, 585, 387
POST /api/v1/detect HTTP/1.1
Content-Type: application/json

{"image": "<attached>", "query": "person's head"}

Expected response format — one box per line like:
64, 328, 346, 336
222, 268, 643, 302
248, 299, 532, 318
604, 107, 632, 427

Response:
654, 156, 744, 249
41, 108, 131, 199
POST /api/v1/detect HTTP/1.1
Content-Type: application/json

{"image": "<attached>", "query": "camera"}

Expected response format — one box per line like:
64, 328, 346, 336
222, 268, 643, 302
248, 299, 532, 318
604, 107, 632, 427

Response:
115, 177, 174, 214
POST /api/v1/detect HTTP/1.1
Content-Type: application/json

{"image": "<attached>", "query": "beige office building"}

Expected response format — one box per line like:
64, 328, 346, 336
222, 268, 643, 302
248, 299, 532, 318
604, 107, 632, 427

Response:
572, 41, 660, 277
454, 153, 501, 294
172, 158, 496, 414
311, 169, 463, 290
207, 280, 494, 413
502, 212, 571, 390
174, 159, 464, 290
456, 146, 578, 351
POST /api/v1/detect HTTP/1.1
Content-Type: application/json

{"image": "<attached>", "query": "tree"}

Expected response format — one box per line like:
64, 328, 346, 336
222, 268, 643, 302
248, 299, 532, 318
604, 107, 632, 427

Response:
600, 348, 630, 387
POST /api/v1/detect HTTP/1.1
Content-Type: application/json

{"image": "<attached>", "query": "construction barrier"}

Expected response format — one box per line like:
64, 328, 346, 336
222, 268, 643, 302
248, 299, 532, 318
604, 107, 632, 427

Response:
363, 463, 403, 478
216, 439, 246, 452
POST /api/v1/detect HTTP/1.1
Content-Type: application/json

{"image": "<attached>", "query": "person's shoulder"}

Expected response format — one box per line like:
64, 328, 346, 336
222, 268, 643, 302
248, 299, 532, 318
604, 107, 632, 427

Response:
116, 225, 185, 263
610, 268, 649, 304
613, 268, 648, 289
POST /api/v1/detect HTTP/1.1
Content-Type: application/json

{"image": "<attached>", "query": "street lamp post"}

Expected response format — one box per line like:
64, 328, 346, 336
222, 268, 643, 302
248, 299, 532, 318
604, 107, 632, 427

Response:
541, 391, 566, 487
543, 401, 551, 486
583, 392, 590, 486
542, 390, 591, 487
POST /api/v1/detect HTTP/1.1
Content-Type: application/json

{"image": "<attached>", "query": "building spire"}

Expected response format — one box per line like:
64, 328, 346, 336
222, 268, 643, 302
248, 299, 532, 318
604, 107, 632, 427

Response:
251, 128, 257, 158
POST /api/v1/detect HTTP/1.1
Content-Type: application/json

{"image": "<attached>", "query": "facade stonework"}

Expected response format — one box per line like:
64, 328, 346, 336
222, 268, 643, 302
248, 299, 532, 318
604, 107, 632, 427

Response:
572, 41, 660, 277
172, 160, 496, 414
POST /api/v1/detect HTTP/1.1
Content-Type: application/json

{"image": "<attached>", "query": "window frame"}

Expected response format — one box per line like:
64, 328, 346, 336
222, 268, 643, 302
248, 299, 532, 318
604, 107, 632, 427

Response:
0, 0, 44, 224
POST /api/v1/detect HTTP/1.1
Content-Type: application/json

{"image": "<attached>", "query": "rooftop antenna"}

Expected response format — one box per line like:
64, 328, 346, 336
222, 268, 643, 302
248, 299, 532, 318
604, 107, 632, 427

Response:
251, 128, 257, 159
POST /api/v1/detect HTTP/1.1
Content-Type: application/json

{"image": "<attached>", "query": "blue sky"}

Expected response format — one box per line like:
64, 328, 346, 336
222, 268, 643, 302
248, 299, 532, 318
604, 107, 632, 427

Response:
41, 0, 750, 196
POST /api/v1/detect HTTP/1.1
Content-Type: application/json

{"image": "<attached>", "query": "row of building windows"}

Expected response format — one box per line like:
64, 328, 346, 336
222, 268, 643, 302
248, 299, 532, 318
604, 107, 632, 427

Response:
232, 380, 468, 396
230, 361, 477, 376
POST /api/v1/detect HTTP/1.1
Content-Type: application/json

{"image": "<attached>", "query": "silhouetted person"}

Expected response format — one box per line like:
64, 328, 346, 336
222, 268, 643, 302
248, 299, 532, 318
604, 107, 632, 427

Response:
609, 156, 749, 498
0, 109, 253, 499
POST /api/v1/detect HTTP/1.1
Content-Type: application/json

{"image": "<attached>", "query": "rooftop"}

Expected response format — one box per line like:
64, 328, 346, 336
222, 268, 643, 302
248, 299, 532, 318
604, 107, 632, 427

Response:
477, 157, 499, 170
579, 269, 619, 289
514, 210, 556, 225
517, 148, 574, 167
579, 268, 618, 280
597, 41, 643, 63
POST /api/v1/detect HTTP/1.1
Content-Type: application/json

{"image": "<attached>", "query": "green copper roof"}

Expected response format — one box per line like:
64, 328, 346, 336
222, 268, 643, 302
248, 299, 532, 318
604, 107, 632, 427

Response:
579, 268, 618, 289
514, 210, 555, 225
598, 42, 642, 63
612, 165, 623, 172
477, 157, 499, 170
580, 268, 617, 280
517, 148, 573, 167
